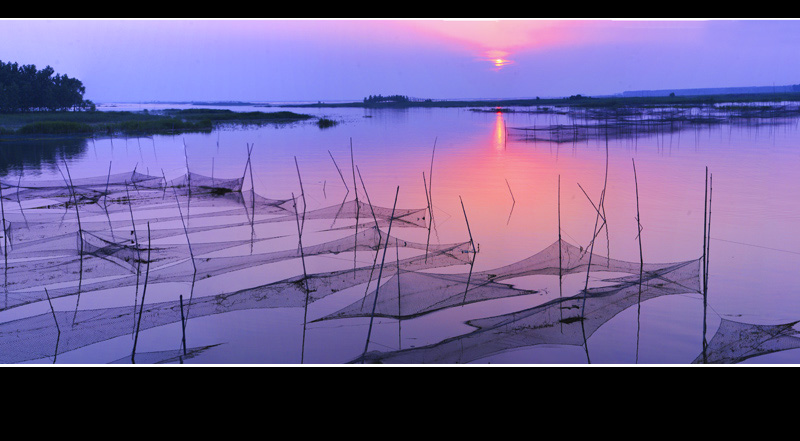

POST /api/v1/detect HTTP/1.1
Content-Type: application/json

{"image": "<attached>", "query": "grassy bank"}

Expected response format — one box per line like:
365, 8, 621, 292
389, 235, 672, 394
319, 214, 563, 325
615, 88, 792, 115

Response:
0, 108, 316, 137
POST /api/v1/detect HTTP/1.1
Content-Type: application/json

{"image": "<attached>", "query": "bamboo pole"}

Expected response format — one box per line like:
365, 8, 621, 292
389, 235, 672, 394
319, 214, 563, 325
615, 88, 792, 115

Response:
362, 186, 400, 362
351, 139, 359, 276
0, 181, 6, 284
180, 294, 186, 356
170, 176, 196, 274
396, 237, 401, 350
294, 156, 307, 234
423, 171, 432, 263
356, 166, 381, 311
328, 149, 349, 193
460, 196, 476, 305
131, 221, 151, 364
292, 192, 311, 364
633, 158, 643, 363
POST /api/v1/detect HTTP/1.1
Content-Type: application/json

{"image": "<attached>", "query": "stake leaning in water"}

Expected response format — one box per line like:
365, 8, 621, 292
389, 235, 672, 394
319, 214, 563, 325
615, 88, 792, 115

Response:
131, 221, 151, 364
292, 192, 311, 364
362, 186, 400, 361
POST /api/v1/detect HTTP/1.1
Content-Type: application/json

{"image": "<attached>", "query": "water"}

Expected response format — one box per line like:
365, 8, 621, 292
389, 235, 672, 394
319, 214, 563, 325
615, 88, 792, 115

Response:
2, 102, 800, 364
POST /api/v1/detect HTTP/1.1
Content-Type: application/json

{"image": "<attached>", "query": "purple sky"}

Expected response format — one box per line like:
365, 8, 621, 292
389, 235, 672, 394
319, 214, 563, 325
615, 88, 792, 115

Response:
1, 19, 799, 103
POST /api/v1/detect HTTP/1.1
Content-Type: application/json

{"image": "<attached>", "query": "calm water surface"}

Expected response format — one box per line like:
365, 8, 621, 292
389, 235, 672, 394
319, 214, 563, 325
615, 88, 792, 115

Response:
1, 102, 799, 364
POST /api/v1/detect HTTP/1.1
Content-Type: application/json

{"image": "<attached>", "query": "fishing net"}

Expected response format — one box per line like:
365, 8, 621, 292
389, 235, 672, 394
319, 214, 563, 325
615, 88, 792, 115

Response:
507, 105, 800, 143
0, 167, 473, 362
318, 239, 679, 322
3, 165, 796, 364
692, 319, 800, 364
355, 256, 704, 364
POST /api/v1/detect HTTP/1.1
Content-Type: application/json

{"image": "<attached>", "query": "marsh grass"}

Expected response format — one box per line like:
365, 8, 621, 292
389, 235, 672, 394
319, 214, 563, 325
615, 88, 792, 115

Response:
316, 117, 338, 128
0, 109, 315, 137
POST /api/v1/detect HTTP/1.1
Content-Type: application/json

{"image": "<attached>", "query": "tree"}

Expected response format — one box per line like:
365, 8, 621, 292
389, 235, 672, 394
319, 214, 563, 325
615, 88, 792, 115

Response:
0, 60, 93, 113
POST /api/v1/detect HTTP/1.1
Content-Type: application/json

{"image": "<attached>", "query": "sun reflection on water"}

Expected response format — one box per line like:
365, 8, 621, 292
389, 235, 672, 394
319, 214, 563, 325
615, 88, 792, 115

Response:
494, 110, 506, 150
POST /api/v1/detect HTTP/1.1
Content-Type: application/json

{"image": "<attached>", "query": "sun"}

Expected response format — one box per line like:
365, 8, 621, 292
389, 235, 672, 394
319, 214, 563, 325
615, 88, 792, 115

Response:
486, 50, 513, 69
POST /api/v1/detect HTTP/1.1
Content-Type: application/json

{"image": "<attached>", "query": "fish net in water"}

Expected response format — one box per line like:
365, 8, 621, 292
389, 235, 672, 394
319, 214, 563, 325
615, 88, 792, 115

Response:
692, 319, 800, 364
356, 255, 704, 364
0, 168, 473, 362
318, 239, 677, 322
0, 235, 471, 363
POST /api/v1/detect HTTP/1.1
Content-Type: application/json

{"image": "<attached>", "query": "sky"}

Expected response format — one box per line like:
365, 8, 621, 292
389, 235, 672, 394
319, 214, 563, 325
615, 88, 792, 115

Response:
1, 18, 800, 103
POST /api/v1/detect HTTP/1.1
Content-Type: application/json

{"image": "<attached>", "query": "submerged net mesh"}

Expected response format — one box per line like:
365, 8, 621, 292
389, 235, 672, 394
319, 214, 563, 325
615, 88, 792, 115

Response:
316, 239, 681, 322
0, 168, 472, 363
692, 319, 800, 364
355, 257, 704, 364
2, 165, 797, 364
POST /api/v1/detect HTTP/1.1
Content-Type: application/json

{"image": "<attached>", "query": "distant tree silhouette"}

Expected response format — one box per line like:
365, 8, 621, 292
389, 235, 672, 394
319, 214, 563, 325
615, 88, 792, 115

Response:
0, 60, 95, 113
363, 94, 410, 105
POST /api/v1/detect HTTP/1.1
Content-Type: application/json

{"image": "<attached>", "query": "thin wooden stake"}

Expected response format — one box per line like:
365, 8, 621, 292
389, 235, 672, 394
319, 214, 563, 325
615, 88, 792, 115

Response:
180, 294, 186, 356
293, 192, 311, 364
132, 221, 151, 364
423, 171, 432, 262
104, 161, 112, 207
633, 158, 643, 364
44, 287, 60, 335
460, 196, 476, 305
396, 237, 401, 350
328, 150, 349, 193
356, 166, 381, 311
294, 156, 307, 234
351, 139, 360, 276
0, 181, 7, 284
170, 177, 196, 274
362, 186, 399, 362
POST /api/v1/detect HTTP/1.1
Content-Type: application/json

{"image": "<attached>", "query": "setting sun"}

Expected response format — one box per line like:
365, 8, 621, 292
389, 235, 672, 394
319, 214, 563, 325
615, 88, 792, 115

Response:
486, 50, 512, 69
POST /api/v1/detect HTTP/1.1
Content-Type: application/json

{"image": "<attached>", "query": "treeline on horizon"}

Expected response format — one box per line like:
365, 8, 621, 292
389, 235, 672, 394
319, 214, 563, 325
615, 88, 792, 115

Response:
363, 94, 412, 104
0, 60, 95, 113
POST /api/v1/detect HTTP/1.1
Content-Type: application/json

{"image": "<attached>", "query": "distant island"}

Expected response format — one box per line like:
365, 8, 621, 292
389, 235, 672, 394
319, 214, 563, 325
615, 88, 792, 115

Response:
280, 87, 800, 109
619, 84, 800, 98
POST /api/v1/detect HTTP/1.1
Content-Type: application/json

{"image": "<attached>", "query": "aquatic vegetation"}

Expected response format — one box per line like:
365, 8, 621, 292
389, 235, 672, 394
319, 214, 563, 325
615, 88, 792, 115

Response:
317, 118, 338, 128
